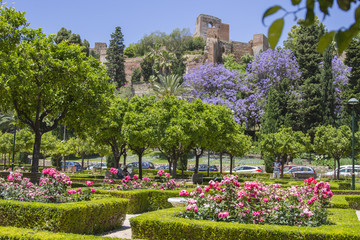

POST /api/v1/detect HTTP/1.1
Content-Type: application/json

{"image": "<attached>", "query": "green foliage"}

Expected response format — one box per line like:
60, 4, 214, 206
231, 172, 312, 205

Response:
106, 153, 115, 168
0, 226, 121, 240
338, 182, 351, 190
124, 43, 137, 58
0, 197, 128, 234
223, 54, 246, 73
106, 26, 126, 88
131, 67, 142, 83
140, 56, 154, 82
54, 27, 90, 56
16, 152, 28, 164
345, 195, 360, 210
151, 74, 188, 98
263, 1, 360, 53
96, 189, 179, 213
131, 207, 360, 240
344, 36, 360, 100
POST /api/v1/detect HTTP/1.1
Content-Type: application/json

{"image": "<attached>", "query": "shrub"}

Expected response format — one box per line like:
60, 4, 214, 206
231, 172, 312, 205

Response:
0, 197, 128, 234
338, 182, 351, 190
96, 189, 179, 213
131, 207, 360, 240
345, 195, 360, 210
0, 226, 125, 240
131, 68, 142, 83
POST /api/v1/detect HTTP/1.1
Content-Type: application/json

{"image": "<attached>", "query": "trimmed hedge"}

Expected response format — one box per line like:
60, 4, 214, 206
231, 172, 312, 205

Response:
330, 195, 349, 209
130, 207, 360, 240
331, 190, 360, 195
0, 197, 128, 234
0, 226, 122, 240
345, 195, 360, 210
96, 189, 180, 214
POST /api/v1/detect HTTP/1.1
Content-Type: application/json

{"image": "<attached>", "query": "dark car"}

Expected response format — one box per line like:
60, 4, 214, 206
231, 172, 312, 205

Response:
61, 161, 82, 172
126, 162, 155, 169
188, 164, 218, 172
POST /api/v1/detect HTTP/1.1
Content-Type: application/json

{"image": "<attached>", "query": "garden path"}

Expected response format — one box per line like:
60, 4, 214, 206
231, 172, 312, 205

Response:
357, 210, 360, 221
101, 214, 141, 239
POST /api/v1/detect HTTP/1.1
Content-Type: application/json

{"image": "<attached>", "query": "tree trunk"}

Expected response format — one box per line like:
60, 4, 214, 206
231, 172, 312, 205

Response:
280, 154, 287, 178
229, 154, 233, 174
333, 158, 337, 179
31, 131, 42, 173
81, 153, 85, 171
336, 158, 340, 180
138, 153, 143, 179
172, 155, 178, 179
194, 148, 203, 174
220, 152, 223, 174
123, 151, 127, 166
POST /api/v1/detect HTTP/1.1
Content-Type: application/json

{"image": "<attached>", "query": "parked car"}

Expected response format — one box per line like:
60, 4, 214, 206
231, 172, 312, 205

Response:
126, 162, 155, 169
283, 166, 316, 175
324, 166, 360, 176
157, 165, 170, 170
231, 165, 263, 173
282, 165, 306, 173
187, 164, 218, 172
61, 161, 82, 172
88, 162, 107, 170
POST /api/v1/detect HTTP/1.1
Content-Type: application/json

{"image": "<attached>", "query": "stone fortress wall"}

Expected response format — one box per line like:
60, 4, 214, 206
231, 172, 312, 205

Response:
89, 14, 269, 95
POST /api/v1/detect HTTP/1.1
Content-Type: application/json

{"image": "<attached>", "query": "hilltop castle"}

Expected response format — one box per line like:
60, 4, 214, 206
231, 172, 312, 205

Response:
90, 14, 269, 89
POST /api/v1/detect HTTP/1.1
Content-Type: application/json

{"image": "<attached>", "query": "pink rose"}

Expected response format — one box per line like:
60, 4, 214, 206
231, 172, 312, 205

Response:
179, 190, 189, 196
86, 181, 93, 187
218, 211, 229, 218
133, 175, 138, 180
67, 189, 77, 194
263, 198, 269, 203
91, 188, 96, 193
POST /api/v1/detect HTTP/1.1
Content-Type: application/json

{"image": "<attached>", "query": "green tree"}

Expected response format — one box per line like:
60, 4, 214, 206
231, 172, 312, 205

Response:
92, 98, 129, 169
319, 45, 336, 126
292, 19, 325, 138
131, 68, 142, 83
344, 36, 360, 99
54, 27, 89, 56
106, 26, 126, 88
124, 96, 156, 179
223, 54, 246, 73
263, 0, 360, 53
314, 125, 351, 179
124, 43, 137, 58
0, 7, 112, 173
40, 132, 59, 167
140, 56, 154, 82
150, 74, 188, 98
260, 127, 311, 177
65, 137, 95, 169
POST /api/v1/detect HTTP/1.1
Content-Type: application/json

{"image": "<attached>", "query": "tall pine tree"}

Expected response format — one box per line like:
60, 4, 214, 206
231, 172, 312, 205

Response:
319, 45, 336, 126
106, 26, 126, 88
292, 19, 325, 139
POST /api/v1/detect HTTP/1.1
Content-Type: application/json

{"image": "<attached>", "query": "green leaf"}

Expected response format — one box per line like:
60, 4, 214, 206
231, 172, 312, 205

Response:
268, 18, 284, 49
335, 24, 359, 53
304, 9, 315, 26
291, 0, 302, 5
317, 31, 335, 53
318, 0, 334, 15
337, 0, 352, 11
262, 5, 282, 24
355, 5, 360, 22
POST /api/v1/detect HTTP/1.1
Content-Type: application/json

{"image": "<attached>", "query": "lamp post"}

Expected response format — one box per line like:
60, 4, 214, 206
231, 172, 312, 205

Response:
11, 116, 17, 171
348, 98, 359, 190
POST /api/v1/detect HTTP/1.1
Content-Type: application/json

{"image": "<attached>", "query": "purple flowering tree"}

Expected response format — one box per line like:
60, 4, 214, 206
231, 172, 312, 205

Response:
184, 48, 301, 127
331, 56, 351, 114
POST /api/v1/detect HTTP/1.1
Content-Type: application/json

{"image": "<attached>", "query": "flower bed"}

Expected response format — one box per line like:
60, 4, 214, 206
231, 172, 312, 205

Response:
0, 168, 96, 203
130, 207, 360, 240
180, 175, 332, 227
0, 197, 128, 234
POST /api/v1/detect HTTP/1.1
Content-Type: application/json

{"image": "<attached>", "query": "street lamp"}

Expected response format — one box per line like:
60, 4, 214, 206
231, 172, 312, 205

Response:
348, 97, 359, 190
11, 115, 17, 171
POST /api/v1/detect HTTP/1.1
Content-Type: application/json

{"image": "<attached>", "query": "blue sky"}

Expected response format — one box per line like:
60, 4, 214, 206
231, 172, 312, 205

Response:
8, 0, 359, 48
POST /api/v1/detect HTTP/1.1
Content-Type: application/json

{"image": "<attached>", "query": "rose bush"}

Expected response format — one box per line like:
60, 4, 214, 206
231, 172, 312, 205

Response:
181, 175, 332, 227
0, 168, 95, 203
102, 169, 180, 191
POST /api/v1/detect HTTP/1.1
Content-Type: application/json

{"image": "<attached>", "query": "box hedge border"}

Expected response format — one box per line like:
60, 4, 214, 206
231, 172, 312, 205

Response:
0, 197, 128, 235
0, 226, 128, 240
96, 189, 180, 214
130, 207, 360, 240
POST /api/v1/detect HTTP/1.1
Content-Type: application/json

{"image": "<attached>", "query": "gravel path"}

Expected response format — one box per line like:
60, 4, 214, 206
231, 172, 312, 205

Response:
101, 214, 140, 239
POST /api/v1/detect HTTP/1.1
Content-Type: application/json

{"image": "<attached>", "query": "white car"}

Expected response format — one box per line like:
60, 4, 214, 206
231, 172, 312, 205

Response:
231, 166, 263, 173
324, 166, 360, 176
88, 162, 107, 170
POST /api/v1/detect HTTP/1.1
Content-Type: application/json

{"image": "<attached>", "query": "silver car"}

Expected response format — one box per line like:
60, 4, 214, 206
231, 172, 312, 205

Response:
283, 166, 316, 175
231, 166, 263, 173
